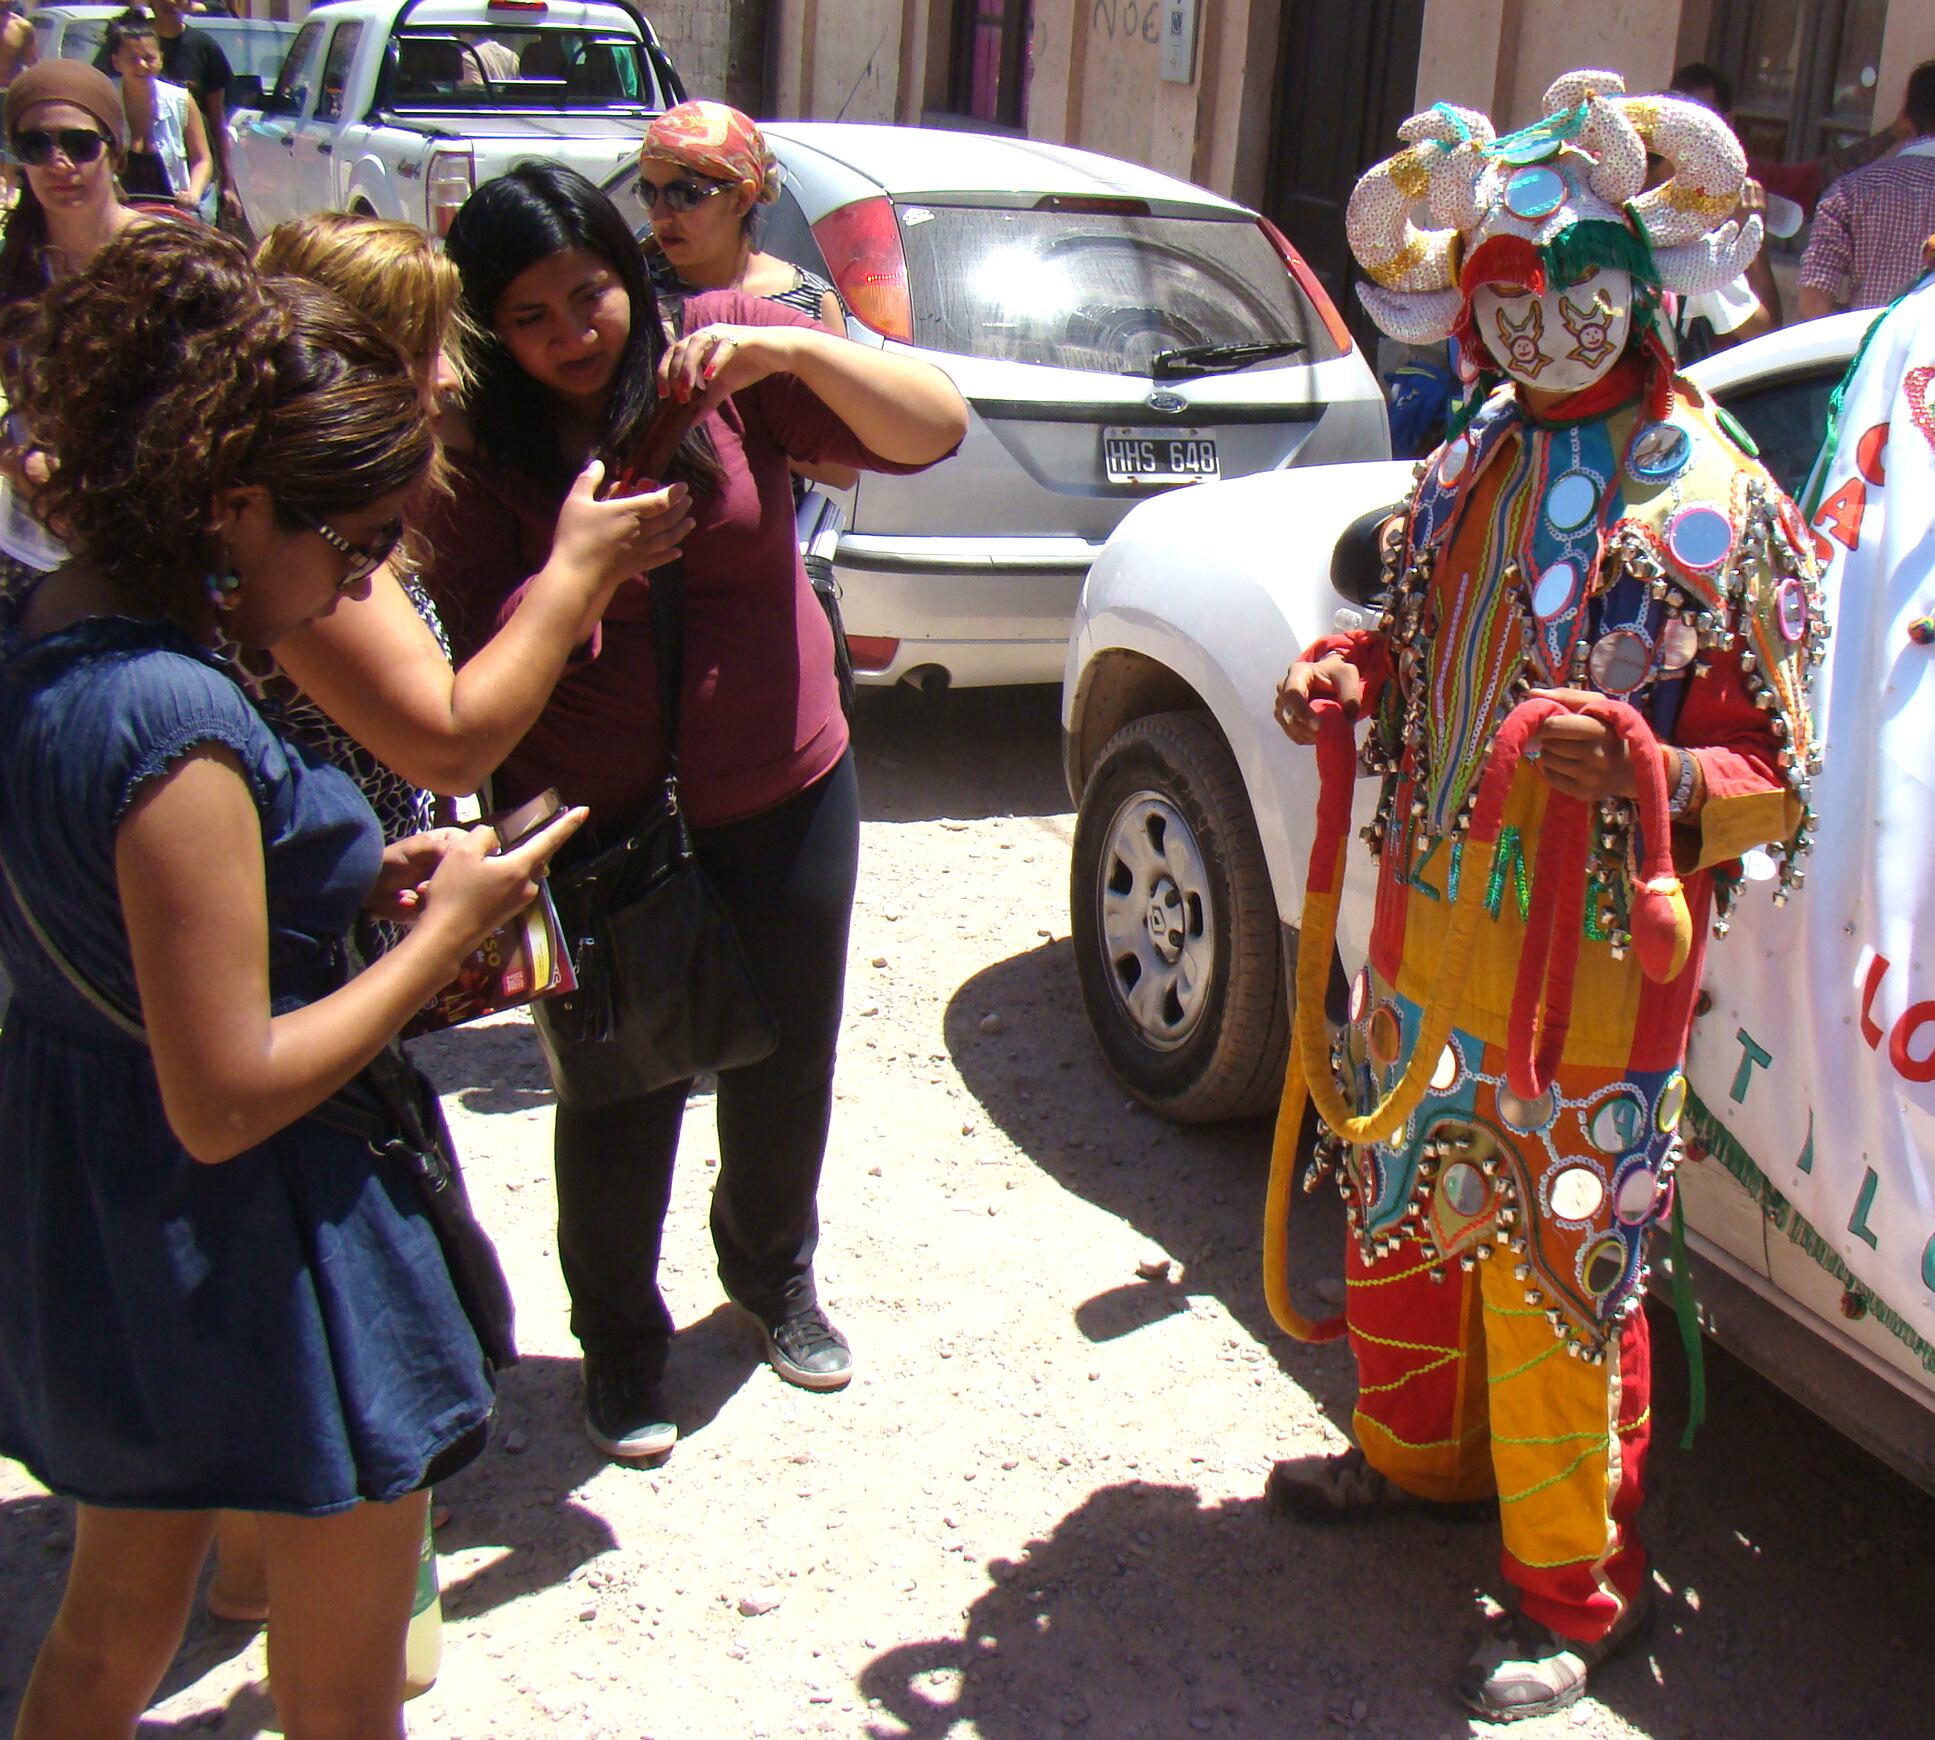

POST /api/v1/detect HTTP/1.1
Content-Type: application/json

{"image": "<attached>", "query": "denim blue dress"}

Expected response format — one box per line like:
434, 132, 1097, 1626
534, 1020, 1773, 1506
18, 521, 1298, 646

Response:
0, 616, 494, 1514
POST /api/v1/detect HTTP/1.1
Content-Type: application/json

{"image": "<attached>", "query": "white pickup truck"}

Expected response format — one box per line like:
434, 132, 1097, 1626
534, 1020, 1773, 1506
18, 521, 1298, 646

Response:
230, 0, 683, 241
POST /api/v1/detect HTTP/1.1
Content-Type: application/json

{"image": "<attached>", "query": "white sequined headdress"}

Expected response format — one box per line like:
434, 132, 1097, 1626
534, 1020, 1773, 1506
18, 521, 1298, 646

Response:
1347, 70, 1761, 345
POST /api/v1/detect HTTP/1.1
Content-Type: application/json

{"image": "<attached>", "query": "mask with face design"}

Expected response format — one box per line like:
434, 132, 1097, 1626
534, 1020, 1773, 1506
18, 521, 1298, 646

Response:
1470, 267, 1634, 394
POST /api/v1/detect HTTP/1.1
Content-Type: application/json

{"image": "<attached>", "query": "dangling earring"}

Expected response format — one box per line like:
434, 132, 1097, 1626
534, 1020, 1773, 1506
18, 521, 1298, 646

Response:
203, 562, 242, 612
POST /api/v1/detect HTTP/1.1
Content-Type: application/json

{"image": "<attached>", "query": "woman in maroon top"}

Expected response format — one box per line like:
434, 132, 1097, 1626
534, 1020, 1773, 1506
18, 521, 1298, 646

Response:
432, 165, 964, 1461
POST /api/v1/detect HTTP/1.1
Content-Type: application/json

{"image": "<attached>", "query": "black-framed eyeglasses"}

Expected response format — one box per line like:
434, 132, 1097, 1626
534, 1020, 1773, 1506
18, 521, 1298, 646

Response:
286, 503, 403, 591
633, 174, 731, 215
12, 128, 109, 168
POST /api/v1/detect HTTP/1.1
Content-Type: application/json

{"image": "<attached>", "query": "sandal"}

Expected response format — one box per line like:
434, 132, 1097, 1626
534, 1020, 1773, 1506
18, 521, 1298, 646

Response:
1264, 1446, 1491, 1524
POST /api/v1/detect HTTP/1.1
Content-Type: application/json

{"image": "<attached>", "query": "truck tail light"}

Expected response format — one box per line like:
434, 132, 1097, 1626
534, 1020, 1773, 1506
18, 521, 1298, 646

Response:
1258, 217, 1354, 356
811, 196, 912, 343
426, 147, 476, 238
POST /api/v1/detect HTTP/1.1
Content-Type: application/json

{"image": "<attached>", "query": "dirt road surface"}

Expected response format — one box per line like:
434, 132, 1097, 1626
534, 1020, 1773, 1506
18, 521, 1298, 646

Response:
4, 686, 1933, 1739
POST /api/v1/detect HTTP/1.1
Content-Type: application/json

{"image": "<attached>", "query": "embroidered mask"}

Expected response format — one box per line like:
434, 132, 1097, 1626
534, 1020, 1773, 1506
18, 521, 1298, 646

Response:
1471, 267, 1633, 393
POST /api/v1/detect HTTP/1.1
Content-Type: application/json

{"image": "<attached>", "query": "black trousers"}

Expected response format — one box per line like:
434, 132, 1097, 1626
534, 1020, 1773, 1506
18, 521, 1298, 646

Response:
539, 752, 859, 1377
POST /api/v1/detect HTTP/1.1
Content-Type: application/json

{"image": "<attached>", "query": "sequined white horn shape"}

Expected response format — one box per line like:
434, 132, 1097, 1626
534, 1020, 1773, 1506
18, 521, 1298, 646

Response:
1536, 71, 1651, 210
1622, 92, 1747, 251
1345, 105, 1489, 296
1655, 215, 1764, 295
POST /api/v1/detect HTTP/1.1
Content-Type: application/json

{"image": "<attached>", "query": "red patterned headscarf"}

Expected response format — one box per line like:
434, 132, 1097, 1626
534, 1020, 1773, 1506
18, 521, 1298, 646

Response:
639, 101, 780, 206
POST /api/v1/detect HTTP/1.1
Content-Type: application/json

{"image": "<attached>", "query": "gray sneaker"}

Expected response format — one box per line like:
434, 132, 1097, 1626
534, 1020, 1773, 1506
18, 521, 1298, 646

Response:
582, 1360, 677, 1460
1457, 1596, 1653, 1723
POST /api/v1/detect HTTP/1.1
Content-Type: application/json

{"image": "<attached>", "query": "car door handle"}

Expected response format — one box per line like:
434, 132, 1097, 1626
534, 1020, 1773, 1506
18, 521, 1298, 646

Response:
279, 133, 294, 148
314, 139, 332, 154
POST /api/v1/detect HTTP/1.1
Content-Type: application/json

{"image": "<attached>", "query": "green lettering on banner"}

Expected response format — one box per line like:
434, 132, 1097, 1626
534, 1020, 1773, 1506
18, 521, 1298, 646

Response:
1796, 1112, 1814, 1175
1923, 1233, 1935, 1296
1848, 1167, 1882, 1252
1731, 1028, 1773, 1103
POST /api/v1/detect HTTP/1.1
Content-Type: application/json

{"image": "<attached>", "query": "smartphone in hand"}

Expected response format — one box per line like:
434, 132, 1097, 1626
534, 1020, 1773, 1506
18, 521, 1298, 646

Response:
489, 787, 565, 854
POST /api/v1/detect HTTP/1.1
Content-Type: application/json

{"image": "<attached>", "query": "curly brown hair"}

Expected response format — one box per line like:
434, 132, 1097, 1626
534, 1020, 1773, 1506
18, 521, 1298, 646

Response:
7, 223, 432, 627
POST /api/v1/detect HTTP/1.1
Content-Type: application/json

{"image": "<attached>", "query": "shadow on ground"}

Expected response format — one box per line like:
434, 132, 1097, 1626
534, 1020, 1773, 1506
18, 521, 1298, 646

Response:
1, 1334, 765, 1736
851, 683, 1069, 824
937, 938, 1935, 1739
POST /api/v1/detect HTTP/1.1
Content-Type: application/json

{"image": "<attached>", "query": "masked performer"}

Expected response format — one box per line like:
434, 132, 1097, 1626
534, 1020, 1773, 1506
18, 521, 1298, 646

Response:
1267, 71, 1822, 1722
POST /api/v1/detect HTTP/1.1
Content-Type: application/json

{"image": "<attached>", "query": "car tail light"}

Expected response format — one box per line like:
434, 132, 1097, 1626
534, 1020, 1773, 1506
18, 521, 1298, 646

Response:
846, 635, 900, 672
812, 197, 913, 343
1258, 217, 1354, 356
487, 0, 547, 9
426, 147, 476, 238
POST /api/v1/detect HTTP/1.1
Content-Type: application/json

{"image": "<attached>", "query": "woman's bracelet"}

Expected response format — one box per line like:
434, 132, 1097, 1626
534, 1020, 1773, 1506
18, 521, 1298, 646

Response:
1666, 746, 1698, 818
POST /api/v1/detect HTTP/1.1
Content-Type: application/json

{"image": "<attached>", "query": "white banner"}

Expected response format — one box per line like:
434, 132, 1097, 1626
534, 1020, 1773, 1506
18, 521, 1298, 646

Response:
1690, 279, 1935, 1370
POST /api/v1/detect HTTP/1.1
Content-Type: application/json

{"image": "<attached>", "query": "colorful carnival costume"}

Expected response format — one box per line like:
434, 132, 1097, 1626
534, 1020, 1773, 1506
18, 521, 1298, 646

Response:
1261, 71, 1823, 1721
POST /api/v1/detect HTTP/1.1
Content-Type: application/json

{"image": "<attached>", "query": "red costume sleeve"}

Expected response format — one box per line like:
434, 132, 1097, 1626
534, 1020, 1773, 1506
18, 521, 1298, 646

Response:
1671, 647, 1801, 870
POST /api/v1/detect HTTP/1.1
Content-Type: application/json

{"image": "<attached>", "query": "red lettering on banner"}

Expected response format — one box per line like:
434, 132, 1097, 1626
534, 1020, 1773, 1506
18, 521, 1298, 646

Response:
1815, 478, 1867, 550
1855, 422, 1889, 486
1890, 1003, 1935, 1083
1861, 952, 1890, 1048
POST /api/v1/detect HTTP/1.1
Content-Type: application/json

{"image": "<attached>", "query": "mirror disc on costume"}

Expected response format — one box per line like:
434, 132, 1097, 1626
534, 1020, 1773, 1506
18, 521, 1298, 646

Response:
1441, 1159, 1488, 1218
1742, 846, 1777, 882
1498, 1084, 1556, 1133
1583, 1235, 1630, 1298
1588, 629, 1653, 694
1588, 1091, 1649, 1155
1430, 1042, 1462, 1093
1655, 1071, 1688, 1133
1667, 504, 1734, 572
1630, 422, 1690, 481
1367, 1004, 1403, 1069
1549, 1164, 1605, 1221
1658, 618, 1700, 672
1779, 495, 1810, 551
1614, 1164, 1659, 1225
1545, 470, 1600, 533
1440, 437, 1471, 484
1776, 577, 1809, 643
1504, 164, 1568, 219
1348, 967, 1372, 1022
1531, 560, 1581, 621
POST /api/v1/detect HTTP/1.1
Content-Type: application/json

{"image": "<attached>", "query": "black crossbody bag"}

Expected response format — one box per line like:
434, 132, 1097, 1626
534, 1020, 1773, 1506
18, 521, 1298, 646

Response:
0, 850, 518, 1369
541, 564, 779, 1098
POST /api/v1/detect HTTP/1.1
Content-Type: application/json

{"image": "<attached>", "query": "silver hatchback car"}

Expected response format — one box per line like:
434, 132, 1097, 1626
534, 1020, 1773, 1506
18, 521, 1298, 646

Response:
608, 122, 1390, 689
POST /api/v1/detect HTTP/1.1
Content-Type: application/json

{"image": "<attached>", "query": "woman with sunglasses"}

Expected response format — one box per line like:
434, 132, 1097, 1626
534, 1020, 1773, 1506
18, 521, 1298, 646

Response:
432, 163, 965, 1461
637, 100, 857, 490
0, 222, 589, 1737
0, 63, 146, 595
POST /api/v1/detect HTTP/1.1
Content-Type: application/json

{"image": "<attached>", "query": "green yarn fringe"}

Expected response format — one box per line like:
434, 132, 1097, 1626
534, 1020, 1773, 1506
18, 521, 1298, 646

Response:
1542, 219, 1658, 290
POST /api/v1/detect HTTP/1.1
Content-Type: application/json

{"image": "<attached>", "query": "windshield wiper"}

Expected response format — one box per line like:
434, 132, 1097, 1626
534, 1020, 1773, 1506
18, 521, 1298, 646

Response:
1148, 339, 1307, 380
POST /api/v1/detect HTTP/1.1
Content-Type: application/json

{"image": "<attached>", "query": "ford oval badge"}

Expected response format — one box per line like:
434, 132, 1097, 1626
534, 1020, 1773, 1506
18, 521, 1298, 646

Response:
1147, 390, 1187, 414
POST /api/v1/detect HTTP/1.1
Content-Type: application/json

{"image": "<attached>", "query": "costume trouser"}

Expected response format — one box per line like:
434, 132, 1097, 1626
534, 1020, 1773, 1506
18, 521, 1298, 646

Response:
1345, 1227, 1652, 1644
538, 753, 859, 1379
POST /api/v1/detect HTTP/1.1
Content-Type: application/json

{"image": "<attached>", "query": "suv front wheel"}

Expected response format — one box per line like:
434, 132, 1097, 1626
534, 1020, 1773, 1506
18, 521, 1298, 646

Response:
1071, 711, 1289, 1123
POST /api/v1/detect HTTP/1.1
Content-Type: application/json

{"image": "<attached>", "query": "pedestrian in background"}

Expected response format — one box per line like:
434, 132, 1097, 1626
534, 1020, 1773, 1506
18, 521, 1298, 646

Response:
97, 2, 237, 224
106, 11, 213, 217
1799, 60, 1935, 317
0, 222, 582, 1739
433, 163, 965, 1462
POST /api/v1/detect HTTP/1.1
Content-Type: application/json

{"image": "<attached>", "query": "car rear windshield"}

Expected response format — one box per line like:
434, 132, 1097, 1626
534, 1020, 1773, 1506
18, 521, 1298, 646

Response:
895, 204, 1341, 374
385, 27, 654, 108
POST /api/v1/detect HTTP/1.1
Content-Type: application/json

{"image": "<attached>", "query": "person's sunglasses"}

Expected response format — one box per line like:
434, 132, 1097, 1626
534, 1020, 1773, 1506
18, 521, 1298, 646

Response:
12, 128, 109, 168
286, 503, 404, 592
634, 174, 731, 215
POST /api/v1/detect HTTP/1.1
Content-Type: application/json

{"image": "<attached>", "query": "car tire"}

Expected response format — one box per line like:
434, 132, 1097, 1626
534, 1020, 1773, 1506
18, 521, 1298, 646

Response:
1071, 710, 1289, 1123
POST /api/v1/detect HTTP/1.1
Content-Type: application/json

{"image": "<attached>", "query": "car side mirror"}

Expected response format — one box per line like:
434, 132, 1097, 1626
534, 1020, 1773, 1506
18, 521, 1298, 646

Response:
1330, 501, 1405, 607
230, 74, 265, 110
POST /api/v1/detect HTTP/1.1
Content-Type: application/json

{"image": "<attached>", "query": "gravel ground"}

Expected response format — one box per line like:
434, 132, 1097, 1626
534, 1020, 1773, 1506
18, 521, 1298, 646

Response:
3, 684, 1933, 1739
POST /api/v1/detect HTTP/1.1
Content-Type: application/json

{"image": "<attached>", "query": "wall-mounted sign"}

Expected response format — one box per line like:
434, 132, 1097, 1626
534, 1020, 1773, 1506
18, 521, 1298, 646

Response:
1161, 0, 1200, 85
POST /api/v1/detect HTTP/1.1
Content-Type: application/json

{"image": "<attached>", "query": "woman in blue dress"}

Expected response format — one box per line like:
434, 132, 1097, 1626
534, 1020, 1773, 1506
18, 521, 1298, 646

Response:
0, 224, 585, 1736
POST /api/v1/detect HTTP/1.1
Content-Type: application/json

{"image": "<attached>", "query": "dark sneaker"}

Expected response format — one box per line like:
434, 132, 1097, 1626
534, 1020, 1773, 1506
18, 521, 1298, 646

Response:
582, 1359, 677, 1460
1457, 1597, 1654, 1723
1265, 1446, 1492, 1524
760, 1303, 853, 1391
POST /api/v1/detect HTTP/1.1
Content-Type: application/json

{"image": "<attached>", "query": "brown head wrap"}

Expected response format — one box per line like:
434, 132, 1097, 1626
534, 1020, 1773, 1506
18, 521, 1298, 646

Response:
5, 62, 129, 155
